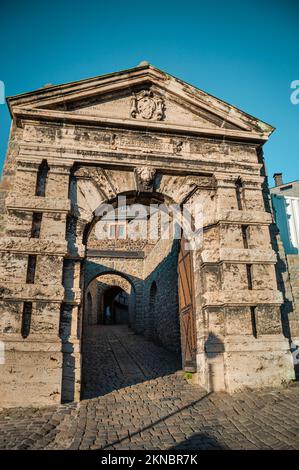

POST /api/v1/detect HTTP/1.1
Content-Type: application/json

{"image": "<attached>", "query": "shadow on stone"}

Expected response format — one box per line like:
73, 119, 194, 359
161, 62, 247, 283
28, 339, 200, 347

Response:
100, 390, 211, 450
205, 332, 226, 392
171, 432, 226, 450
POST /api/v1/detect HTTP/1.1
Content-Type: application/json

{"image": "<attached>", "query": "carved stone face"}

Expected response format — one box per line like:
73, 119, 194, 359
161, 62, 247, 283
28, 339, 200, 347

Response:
136, 167, 156, 184
135, 166, 156, 191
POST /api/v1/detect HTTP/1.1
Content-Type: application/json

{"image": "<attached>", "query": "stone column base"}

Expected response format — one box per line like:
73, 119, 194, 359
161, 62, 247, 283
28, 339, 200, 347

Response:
0, 335, 63, 408
196, 334, 295, 393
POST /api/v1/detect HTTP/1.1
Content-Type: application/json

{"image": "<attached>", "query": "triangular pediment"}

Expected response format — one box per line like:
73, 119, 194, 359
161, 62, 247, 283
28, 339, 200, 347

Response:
53, 85, 239, 131
7, 64, 274, 140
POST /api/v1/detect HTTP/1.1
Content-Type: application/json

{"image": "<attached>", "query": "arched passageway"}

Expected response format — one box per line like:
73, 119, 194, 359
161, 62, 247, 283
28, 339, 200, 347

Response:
81, 272, 139, 399
80, 195, 197, 400
83, 272, 134, 326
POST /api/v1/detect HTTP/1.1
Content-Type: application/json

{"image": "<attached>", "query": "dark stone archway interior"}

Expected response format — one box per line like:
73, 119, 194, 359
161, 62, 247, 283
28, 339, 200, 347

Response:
102, 286, 129, 325
81, 259, 182, 400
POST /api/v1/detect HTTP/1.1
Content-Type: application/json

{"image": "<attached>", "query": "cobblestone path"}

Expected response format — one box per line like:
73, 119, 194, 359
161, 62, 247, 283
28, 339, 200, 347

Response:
81, 325, 182, 399
0, 325, 298, 450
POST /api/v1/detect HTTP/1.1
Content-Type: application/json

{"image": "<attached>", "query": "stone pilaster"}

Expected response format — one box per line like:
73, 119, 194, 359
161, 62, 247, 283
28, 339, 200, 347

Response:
0, 159, 73, 407
196, 173, 294, 392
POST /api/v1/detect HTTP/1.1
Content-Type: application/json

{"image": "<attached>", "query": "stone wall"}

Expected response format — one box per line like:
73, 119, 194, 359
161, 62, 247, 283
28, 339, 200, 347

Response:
85, 281, 99, 325
285, 254, 299, 376
143, 237, 180, 353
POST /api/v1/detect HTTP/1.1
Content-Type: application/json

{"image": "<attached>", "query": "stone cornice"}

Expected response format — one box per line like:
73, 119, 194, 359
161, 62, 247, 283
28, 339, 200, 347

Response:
14, 107, 270, 143
0, 283, 65, 302
0, 238, 67, 255
8, 65, 274, 135
214, 173, 264, 188
201, 248, 276, 265
6, 195, 71, 213
0, 336, 62, 349
18, 145, 262, 177
203, 210, 272, 228
223, 335, 289, 352
203, 289, 283, 307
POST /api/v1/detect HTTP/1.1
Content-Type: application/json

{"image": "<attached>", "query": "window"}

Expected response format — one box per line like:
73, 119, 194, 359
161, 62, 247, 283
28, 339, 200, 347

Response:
35, 160, 49, 197
235, 178, 243, 210
246, 264, 253, 290
241, 225, 249, 249
59, 303, 72, 339
250, 306, 257, 338
31, 213, 42, 238
108, 222, 126, 239
21, 302, 32, 338
26, 255, 37, 284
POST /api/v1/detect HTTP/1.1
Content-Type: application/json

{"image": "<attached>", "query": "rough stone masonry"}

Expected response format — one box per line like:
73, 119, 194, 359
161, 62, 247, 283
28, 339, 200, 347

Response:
0, 63, 298, 408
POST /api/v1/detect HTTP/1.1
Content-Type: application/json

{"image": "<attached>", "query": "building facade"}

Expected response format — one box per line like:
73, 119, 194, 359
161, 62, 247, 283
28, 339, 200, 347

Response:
270, 174, 299, 373
0, 64, 296, 407
271, 173, 299, 255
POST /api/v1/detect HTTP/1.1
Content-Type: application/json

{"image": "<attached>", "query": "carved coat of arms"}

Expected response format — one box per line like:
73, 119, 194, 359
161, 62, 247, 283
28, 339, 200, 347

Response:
130, 90, 165, 121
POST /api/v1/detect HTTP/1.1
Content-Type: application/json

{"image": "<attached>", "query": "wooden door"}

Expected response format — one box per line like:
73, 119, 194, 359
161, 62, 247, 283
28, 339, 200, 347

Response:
178, 236, 197, 372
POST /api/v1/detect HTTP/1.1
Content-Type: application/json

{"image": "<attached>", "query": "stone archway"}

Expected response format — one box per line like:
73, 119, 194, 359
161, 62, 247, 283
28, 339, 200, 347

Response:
0, 64, 295, 408
81, 271, 137, 398
96, 274, 132, 326
84, 272, 134, 326
64, 164, 294, 401
79, 192, 188, 399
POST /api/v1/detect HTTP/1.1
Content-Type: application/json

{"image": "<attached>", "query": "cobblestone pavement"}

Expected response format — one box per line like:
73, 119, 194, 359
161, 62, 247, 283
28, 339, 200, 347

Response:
81, 325, 182, 399
0, 325, 299, 450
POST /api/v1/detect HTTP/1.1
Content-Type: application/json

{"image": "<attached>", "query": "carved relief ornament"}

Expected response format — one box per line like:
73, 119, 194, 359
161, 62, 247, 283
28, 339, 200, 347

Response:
130, 90, 165, 121
135, 166, 156, 191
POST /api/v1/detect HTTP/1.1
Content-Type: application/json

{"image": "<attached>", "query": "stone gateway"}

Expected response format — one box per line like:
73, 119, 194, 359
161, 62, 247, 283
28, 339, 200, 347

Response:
0, 64, 297, 408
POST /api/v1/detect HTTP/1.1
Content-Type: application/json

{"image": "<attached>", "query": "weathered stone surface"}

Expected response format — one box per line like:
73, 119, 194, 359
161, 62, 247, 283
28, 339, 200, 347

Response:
5, 195, 70, 213
0, 238, 67, 255
0, 64, 297, 408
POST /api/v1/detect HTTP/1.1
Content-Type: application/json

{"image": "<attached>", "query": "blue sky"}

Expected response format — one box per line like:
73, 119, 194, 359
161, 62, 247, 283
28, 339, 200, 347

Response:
0, 0, 298, 186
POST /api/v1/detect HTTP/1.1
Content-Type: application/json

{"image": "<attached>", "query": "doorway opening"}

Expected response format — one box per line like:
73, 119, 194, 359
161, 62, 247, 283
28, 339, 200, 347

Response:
83, 273, 134, 327
102, 286, 129, 325
80, 193, 198, 399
